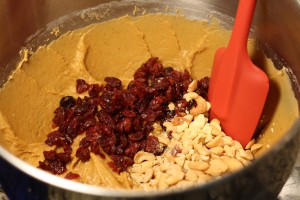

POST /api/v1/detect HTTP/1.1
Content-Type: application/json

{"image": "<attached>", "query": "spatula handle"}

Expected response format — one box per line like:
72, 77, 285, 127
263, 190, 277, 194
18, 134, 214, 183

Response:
228, 0, 257, 54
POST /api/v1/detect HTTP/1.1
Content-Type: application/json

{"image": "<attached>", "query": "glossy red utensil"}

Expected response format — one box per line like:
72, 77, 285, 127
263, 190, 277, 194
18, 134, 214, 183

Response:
208, 0, 269, 147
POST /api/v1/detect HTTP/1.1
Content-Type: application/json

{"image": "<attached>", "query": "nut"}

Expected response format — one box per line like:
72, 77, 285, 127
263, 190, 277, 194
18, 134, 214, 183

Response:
224, 145, 236, 158
134, 151, 156, 164
158, 174, 169, 190
245, 139, 255, 150
211, 127, 222, 136
143, 168, 154, 183
163, 121, 174, 132
196, 145, 211, 156
183, 92, 199, 102
187, 80, 197, 92
185, 169, 198, 182
165, 171, 185, 185
189, 114, 207, 130
222, 136, 234, 146
206, 136, 222, 148
238, 149, 254, 160
168, 102, 175, 110
188, 160, 209, 171
205, 159, 228, 176
202, 123, 212, 135
131, 161, 153, 174
221, 157, 243, 172
174, 121, 189, 133
157, 136, 170, 146
190, 96, 207, 116
233, 140, 243, 150
128, 84, 261, 191
250, 143, 263, 153
175, 154, 186, 166
210, 146, 224, 155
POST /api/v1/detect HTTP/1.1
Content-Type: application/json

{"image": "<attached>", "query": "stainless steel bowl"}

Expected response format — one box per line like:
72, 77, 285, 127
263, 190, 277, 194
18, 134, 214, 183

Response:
0, 0, 300, 199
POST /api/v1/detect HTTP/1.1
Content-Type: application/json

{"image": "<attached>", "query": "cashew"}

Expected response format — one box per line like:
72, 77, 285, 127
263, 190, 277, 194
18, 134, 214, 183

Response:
143, 168, 154, 183
165, 171, 185, 185
189, 114, 206, 129
245, 139, 255, 150
183, 92, 199, 102
221, 157, 243, 172
134, 151, 156, 164
163, 121, 174, 132
188, 160, 209, 171
185, 169, 198, 182
128, 87, 261, 191
196, 145, 211, 156
131, 161, 153, 174
159, 158, 171, 172
224, 145, 236, 158
171, 116, 185, 126
175, 154, 186, 166
250, 143, 263, 153
174, 121, 189, 133
211, 127, 222, 136
200, 155, 210, 162
157, 136, 170, 145
222, 136, 234, 146
210, 146, 224, 155
233, 140, 243, 150
190, 96, 207, 116
210, 118, 221, 125
202, 123, 212, 135
206, 136, 223, 148
205, 159, 228, 176
131, 173, 144, 183
187, 80, 198, 92
238, 149, 253, 160
168, 102, 175, 110
176, 180, 194, 189
158, 174, 169, 190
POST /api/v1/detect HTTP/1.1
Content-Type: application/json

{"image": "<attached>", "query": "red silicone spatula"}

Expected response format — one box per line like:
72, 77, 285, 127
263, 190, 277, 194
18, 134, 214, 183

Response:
208, 0, 269, 147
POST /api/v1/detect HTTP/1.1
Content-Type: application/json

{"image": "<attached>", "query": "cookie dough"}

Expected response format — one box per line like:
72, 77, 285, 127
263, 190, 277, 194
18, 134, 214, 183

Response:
0, 14, 298, 188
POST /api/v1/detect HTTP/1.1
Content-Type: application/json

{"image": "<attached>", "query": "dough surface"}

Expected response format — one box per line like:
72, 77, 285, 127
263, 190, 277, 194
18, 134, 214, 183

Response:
0, 14, 298, 188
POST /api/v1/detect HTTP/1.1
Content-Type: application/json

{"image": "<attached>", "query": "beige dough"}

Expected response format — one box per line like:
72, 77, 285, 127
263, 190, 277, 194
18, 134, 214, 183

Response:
0, 14, 298, 188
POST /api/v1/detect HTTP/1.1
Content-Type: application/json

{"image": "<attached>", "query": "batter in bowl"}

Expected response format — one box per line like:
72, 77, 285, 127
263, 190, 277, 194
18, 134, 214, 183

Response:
0, 14, 298, 189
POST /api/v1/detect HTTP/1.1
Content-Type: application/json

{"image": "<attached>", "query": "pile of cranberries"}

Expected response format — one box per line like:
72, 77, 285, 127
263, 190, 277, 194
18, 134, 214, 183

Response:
38, 57, 209, 177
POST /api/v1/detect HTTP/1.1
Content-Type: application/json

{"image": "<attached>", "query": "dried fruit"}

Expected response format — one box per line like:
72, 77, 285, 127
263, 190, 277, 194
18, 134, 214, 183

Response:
39, 57, 210, 174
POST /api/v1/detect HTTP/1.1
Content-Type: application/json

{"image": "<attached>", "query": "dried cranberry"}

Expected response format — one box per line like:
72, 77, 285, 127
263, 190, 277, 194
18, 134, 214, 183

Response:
117, 117, 132, 133
76, 147, 90, 162
65, 172, 80, 179
170, 145, 182, 156
48, 160, 66, 174
45, 131, 63, 146
104, 77, 122, 89
88, 84, 103, 98
60, 96, 76, 109
149, 96, 164, 111
152, 77, 170, 90
43, 150, 56, 161
195, 77, 210, 100
144, 136, 161, 154
56, 152, 71, 163
128, 132, 144, 141
76, 79, 89, 93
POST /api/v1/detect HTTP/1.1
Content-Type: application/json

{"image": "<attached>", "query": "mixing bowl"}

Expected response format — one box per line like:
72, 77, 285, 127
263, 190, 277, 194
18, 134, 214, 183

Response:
0, 0, 300, 199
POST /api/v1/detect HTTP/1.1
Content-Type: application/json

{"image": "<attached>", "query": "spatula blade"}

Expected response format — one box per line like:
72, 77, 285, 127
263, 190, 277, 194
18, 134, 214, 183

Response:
209, 49, 269, 147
